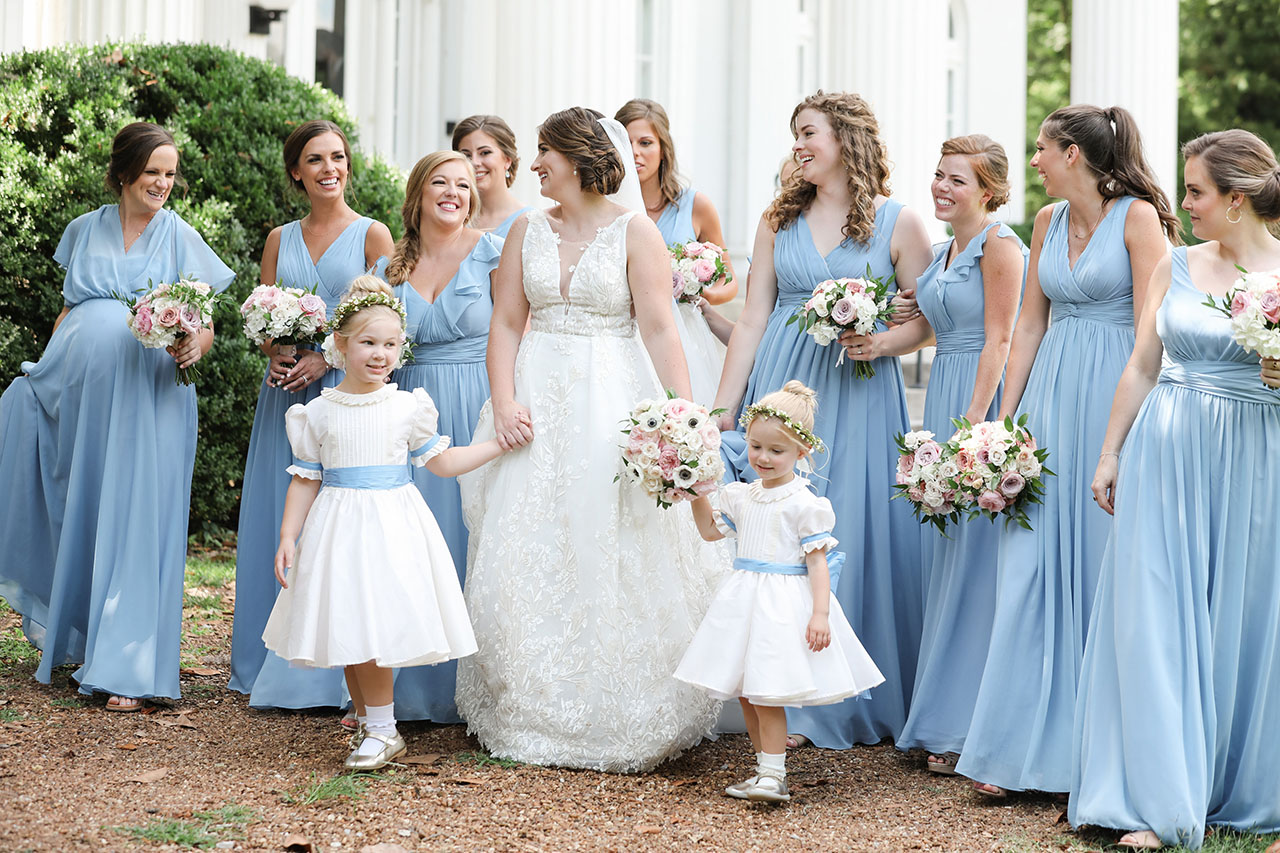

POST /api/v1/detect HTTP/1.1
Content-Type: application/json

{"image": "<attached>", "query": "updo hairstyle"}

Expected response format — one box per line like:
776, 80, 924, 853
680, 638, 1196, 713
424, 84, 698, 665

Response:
451, 114, 521, 188
940, 134, 1011, 212
1181, 129, 1280, 222
538, 106, 625, 196
333, 275, 403, 340
282, 120, 353, 193
748, 380, 820, 450
105, 121, 185, 196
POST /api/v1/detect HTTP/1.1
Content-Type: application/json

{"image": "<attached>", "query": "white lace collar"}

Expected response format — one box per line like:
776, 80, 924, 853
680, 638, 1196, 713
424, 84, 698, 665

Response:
321, 383, 398, 406
747, 476, 811, 503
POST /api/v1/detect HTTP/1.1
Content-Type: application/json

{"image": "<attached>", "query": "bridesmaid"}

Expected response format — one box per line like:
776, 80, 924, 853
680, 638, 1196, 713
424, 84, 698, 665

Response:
387, 151, 502, 722
0, 122, 234, 709
228, 120, 393, 708
616, 98, 738, 402
452, 115, 532, 238
955, 105, 1180, 797
848, 136, 1025, 772
713, 91, 934, 747
1072, 130, 1280, 850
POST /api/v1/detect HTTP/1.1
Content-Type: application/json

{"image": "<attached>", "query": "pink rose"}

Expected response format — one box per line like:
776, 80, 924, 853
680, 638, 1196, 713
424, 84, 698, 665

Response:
179, 306, 201, 334
954, 449, 974, 471
1231, 290, 1254, 317
908, 483, 926, 502
658, 447, 680, 477
684, 241, 704, 257
133, 305, 154, 335
299, 293, 325, 315
998, 471, 1026, 497
846, 279, 866, 294
691, 258, 716, 283
157, 306, 181, 327
897, 453, 915, 476
662, 487, 682, 504
914, 441, 942, 467
975, 447, 990, 465
672, 270, 685, 298
830, 296, 856, 325
256, 286, 282, 311
627, 433, 647, 454
699, 425, 722, 450
977, 490, 1007, 513
662, 398, 692, 418
1259, 290, 1280, 324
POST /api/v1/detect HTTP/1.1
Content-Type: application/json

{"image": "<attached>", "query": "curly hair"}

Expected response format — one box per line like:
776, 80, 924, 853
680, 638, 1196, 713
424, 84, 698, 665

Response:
614, 98, 683, 209
939, 134, 1010, 212
538, 107, 625, 197
1041, 105, 1183, 244
766, 91, 891, 245
386, 151, 480, 285
451, 114, 520, 188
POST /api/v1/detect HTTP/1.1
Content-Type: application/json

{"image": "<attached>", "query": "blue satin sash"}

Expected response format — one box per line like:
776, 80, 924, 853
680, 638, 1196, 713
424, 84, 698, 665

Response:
1050, 296, 1132, 326
321, 464, 413, 489
1158, 360, 1280, 405
733, 550, 845, 590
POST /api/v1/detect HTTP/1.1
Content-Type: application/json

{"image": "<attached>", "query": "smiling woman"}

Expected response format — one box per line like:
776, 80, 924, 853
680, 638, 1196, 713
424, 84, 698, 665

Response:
0, 121, 235, 712
452, 115, 532, 237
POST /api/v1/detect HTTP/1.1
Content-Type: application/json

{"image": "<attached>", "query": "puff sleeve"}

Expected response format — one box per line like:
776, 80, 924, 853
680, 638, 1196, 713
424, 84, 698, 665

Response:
285, 403, 323, 479
796, 495, 838, 553
713, 482, 747, 538
408, 387, 452, 466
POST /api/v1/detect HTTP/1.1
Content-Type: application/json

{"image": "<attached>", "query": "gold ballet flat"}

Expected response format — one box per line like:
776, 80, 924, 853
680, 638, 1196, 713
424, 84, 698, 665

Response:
343, 730, 406, 771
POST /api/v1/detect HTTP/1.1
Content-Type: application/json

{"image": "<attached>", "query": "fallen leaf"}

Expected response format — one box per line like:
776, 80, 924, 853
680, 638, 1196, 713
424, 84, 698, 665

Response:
636, 825, 662, 834
1055, 808, 1069, 825
128, 767, 169, 783
154, 713, 197, 729
399, 753, 441, 766
115, 743, 139, 750
180, 667, 220, 677
669, 779, 696, 787
451, 776, 486, 786
282, 833, 313, 852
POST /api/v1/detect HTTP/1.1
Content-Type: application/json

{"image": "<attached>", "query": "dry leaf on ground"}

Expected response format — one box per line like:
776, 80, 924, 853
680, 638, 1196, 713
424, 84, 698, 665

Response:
282, 833, 314, 852
127, 767, 169, 783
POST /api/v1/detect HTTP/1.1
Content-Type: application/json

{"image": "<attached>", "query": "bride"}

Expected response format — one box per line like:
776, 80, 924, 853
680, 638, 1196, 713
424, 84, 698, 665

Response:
457, 107, 723, 772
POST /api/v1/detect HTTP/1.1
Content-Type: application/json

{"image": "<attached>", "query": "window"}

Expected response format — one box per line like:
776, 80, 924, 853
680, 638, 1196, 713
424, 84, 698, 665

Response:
636, 0, 655, 97
315, 0, 345, 97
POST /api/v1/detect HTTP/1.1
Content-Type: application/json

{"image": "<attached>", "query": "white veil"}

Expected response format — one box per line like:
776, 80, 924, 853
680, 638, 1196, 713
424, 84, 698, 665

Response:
597, 116, 644, 213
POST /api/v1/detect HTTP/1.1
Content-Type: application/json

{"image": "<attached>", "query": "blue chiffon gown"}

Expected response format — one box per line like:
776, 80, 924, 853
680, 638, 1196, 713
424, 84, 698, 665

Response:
1070, 248, 1280, 848
723, 202, 923, 746
956, 197, 1139, 792
229, 217, 386, 708
491, 207, 533, 239
896, 222, 1026, 756
0, 205, 234, 699
390, 232, 502, 721
660, 188, 726, 406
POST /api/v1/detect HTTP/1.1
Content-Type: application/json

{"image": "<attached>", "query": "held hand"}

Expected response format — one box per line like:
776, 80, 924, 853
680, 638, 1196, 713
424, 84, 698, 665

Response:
806, 612, 831, 652
281, 349, 328, 392
494, 400, 534, 451
266, 344, 298, 387
274, 540, 295, 589
1091, 456, 1119, 516
889, 288, 921, 325
1262, 357, 1280, 389
838, 331, 878, 362
168, 332, 204, 369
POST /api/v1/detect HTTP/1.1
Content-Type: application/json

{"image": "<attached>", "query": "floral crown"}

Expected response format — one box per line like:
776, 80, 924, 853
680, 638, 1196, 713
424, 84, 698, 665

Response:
739, 404, 824, 452
330, 291, 406, 333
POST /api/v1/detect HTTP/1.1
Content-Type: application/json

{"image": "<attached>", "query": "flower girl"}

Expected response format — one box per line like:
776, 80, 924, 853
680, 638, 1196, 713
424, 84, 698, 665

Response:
262, 276, 508, 770
676, 380, 884, 801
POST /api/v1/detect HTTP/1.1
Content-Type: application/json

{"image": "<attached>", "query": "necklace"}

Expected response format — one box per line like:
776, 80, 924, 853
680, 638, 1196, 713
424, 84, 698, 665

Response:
1070, 203, 1107, 240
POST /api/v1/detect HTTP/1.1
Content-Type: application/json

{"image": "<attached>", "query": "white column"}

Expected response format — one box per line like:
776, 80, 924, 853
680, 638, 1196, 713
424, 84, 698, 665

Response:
961, 0, 1027, 224
818, 0, 950, 240
343, 0, 398, 161
394, 0, 443, 168
1070, 0, 1179, 204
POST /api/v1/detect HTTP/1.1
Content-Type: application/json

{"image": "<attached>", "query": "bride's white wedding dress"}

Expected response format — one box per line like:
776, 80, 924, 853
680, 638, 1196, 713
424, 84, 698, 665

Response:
457, 208, 724, 772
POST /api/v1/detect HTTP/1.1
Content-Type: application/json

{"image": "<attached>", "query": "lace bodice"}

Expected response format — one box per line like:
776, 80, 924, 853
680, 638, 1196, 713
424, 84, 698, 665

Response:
522, 209, 638, 337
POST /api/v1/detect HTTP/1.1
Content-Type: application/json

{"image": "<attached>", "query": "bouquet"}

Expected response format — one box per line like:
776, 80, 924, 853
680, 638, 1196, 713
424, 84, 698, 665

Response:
618, 392, 726, 509
115, 278, 222, 385
240, 283, 329, 357
1203, 266, 1280, 375
786, 266, 895, 378
893, 415, 1053, 533
669, 240, 732, 304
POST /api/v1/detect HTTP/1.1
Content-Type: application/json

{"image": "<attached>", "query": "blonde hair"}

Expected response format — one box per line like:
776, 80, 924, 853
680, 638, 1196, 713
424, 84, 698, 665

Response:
766, 91, 891, 245
386, 151, 481, 285
333, 275, 402, 339
939, 134, 1011, 212
744, 380, 820, 450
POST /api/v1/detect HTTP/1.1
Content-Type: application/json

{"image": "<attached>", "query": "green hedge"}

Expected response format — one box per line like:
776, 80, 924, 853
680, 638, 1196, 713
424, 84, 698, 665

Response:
0, 42, 405, 534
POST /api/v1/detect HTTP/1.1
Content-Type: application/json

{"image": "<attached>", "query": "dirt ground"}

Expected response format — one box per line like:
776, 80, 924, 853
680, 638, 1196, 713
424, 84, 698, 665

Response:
0, 548, 1268, 853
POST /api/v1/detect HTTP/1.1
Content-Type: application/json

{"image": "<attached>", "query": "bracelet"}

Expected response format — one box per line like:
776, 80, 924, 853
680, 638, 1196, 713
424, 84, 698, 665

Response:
1099, 451, 1120, 459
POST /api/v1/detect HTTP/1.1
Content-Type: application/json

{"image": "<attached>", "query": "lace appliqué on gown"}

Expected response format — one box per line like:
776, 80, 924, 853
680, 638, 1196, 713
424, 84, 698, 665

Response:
457, 210, 724, 772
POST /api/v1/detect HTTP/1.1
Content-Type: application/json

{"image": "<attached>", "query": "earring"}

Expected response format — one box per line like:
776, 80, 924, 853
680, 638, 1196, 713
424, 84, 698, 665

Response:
572, 168, 577, 176
1226, 206, 1242, 224
505, 168, 511, 179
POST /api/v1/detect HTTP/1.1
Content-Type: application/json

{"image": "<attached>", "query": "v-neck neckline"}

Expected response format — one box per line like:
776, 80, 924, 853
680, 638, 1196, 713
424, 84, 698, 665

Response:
301, 217, 362, 268
1065, 200, 1120, 274
543, 211, 631, 302
120, 207, 162, 256
801, 202, 886, 263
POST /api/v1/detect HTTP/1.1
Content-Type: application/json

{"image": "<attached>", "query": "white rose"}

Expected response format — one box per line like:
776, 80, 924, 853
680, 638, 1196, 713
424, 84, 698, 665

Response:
809, 324, 839, 346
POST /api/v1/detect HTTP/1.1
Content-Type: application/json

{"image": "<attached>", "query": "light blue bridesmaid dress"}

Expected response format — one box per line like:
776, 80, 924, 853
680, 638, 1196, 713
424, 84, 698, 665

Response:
229, 217, 386, 707
390, 232, 501, 721
723, 201, 923, 746
659, 188, 726, 405
956, 197, 1139, 792
896, 222, 1026, 756
0, 205, 233, 699
656, 187, 696, 244
1070, 248, 1280, 849
491, 206, 533, 239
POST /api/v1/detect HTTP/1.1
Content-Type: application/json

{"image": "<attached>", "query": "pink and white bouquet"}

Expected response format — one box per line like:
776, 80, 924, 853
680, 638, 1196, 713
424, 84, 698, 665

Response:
1203, 267, 1280, 373
115, 278, 222, 385
240, 283, 329, 357
893, 415, 1053, 533
669, 240, 733, 304
787, 266, 895, 378
618, 393, 726, 509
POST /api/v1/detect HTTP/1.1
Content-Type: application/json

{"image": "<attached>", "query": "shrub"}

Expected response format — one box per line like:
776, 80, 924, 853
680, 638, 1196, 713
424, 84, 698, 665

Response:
0, 42, 405, 532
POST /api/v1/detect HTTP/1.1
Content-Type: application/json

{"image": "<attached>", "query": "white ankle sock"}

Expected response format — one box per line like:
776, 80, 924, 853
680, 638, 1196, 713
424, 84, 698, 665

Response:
356, 702, 396, 757
760, 751, 786, 777
753, 751, 766, 774
357, 714, 368, 728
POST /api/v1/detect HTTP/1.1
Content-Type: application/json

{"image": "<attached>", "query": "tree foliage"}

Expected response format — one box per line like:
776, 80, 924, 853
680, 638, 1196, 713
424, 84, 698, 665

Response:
0, 43, 405, 532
